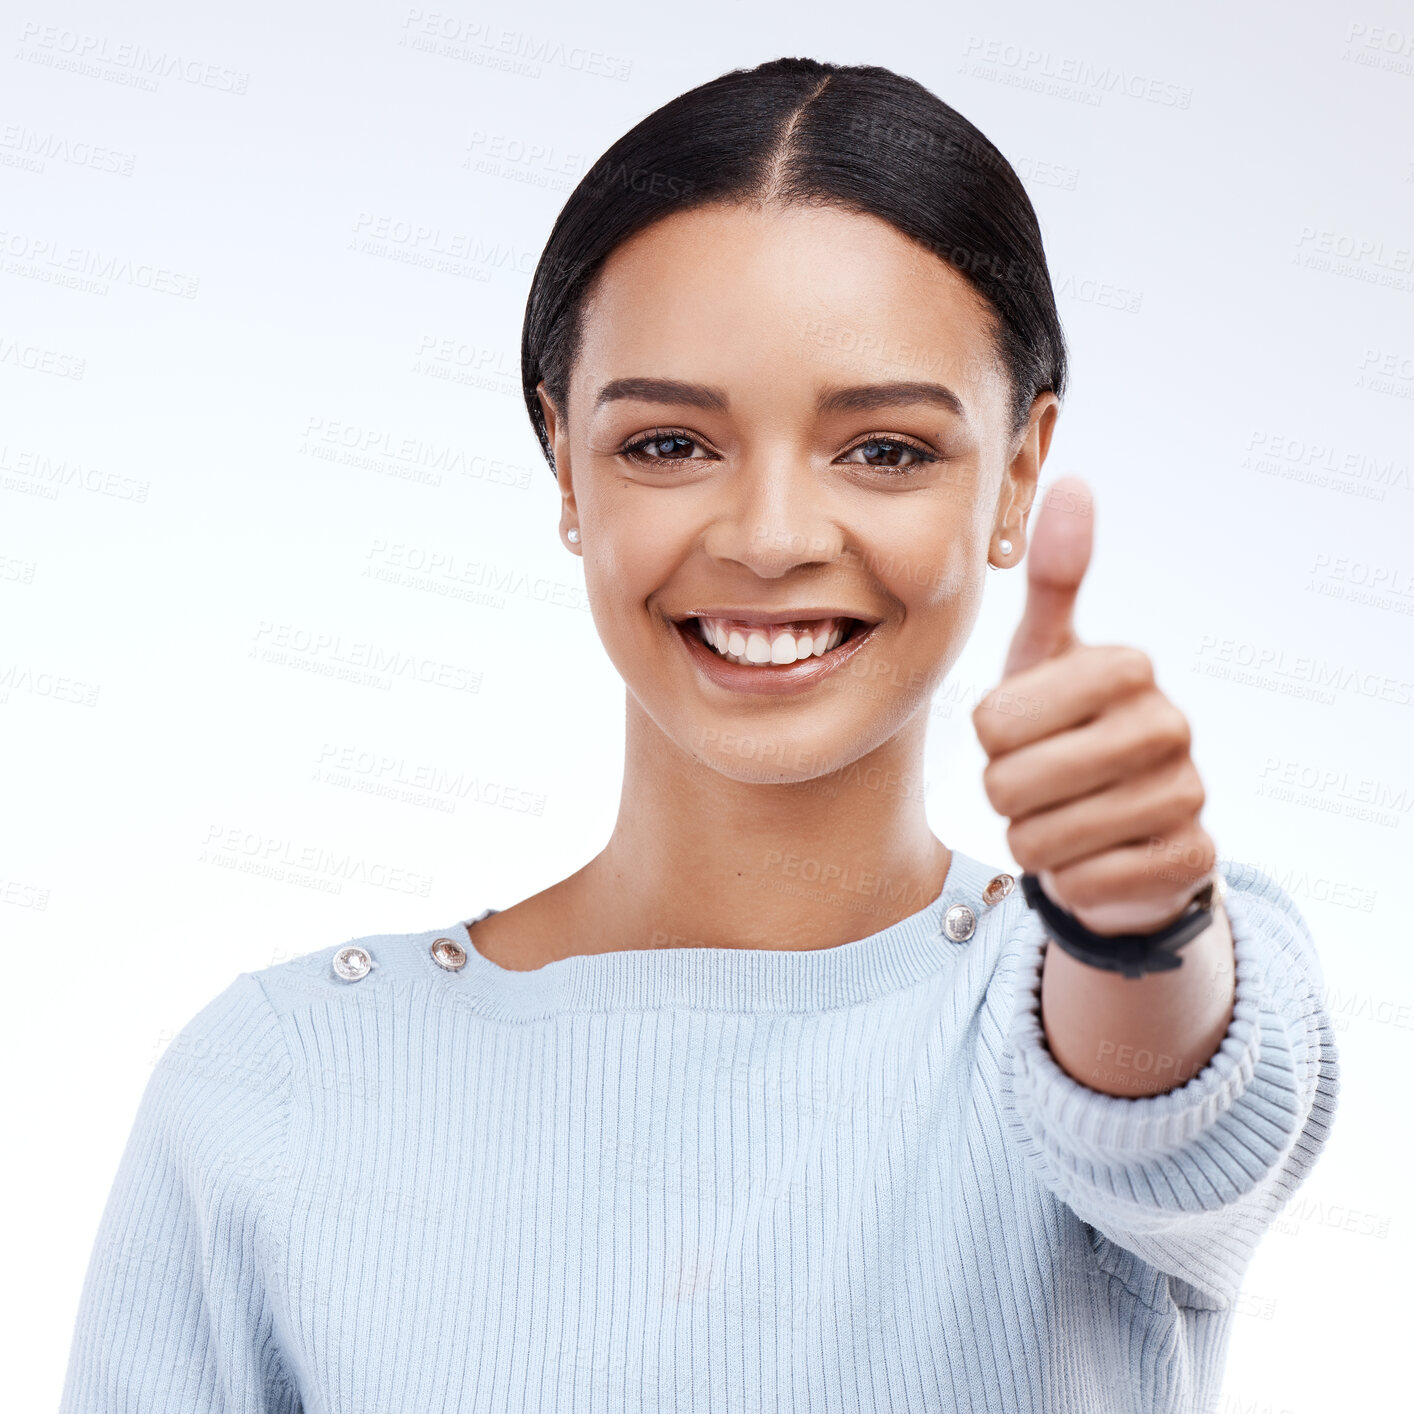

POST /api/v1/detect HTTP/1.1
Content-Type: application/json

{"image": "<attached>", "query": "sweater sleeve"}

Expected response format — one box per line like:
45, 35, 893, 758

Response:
58, 971, 302, 1414
998, 858, 1341, 1307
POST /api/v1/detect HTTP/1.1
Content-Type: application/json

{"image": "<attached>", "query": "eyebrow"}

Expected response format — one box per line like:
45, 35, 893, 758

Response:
592, 377, 966, 419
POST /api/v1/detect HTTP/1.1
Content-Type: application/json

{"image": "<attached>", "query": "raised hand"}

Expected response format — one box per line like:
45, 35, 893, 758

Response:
972, 475, 1215, 937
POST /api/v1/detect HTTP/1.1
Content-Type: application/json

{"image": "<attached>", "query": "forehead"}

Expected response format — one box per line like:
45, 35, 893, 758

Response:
574, 201, 1005, 413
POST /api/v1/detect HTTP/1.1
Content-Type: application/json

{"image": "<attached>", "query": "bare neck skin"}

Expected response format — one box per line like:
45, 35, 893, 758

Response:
471, 701, 949, 969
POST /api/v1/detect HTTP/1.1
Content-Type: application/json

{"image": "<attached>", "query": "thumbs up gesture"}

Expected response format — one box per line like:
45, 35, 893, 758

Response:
971, 476, 1215, 937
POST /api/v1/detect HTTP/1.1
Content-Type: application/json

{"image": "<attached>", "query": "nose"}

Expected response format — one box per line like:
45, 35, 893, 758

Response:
699, 453, 846, 578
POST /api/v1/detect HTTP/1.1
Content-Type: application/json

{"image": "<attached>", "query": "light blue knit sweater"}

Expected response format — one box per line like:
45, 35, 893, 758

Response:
59, 846, 1338, 1413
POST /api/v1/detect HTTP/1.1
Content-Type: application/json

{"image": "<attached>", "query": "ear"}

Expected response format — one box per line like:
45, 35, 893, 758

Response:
537, 381, 580, 551
997, 392, 1059, 551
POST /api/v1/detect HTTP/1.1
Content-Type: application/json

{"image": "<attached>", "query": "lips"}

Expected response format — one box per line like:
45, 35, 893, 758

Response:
669, 612, 881, 696
689, 614, 860, 665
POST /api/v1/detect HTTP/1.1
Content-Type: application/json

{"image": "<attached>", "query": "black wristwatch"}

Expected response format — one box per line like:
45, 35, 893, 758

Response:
1019, 870, 1225, 979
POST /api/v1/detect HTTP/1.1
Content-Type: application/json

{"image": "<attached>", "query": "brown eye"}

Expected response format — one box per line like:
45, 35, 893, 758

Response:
839, 436, 938, 471
620, 431, 709, 463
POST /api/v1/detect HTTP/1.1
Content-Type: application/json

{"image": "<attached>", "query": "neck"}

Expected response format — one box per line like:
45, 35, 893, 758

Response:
574, 697, 950, 954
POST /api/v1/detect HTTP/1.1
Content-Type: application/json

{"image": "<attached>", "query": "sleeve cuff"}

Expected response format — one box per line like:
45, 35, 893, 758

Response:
1006, 892, 1266, 1160
1000, 858, 1340, 1281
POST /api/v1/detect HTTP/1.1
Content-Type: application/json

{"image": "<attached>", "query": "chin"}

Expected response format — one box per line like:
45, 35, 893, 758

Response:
678, 709, 914, 788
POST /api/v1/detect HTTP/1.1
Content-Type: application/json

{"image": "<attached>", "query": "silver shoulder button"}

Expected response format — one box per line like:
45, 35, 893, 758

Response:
332, 944, 374, 981
943, 902, 977, 943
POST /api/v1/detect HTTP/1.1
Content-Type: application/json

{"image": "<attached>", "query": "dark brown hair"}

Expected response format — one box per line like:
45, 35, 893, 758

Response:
521, 56, 1068, 472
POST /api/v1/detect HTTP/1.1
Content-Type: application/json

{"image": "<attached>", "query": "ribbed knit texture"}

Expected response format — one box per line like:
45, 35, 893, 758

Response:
59, 847, 1339, 1413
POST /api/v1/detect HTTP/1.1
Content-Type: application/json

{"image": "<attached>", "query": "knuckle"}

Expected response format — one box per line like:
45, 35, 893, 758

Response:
982, 761, 1021, 817
971, 704, 994, 746
1158, 700, 1191, 751
1189, 833, 1217, 875
1110, 644, 1154, 692
1176, 761, 1206, 815
1005, 818, 1037, 865
971, 697, 998, 744
1061, 871, 1101, 911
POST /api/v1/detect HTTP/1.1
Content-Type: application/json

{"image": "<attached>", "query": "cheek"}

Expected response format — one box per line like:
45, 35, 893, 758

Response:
580, 522, 673, 643
867, 512, 979, 622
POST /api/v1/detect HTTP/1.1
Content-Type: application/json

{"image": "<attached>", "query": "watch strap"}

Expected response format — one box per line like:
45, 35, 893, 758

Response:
1019, 870, 1221, 979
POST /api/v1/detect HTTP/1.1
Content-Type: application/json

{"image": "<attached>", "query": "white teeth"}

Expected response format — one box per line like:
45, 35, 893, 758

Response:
688, 615, 861, 666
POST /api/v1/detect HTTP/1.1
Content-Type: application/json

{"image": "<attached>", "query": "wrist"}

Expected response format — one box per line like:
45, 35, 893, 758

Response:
1021, 868, 1226, 979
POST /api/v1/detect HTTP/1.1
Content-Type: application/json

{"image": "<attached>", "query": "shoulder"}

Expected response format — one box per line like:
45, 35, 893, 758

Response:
236, 916, 479, 1017
136, 971, 295, 1172
156, 914, 473, 1063
146, 917, 474, 1115
951, 851, 1039, 964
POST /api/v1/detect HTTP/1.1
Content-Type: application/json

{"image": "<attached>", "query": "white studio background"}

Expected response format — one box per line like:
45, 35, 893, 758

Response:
4, 1, 1410, 1407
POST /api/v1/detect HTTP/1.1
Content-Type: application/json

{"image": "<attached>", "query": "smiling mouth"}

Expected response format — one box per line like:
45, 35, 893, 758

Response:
673, 614, 872, 667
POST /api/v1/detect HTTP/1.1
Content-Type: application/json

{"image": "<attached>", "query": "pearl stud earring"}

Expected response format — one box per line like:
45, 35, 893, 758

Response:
567, 528, 580, 544
998, 538, 1012, 555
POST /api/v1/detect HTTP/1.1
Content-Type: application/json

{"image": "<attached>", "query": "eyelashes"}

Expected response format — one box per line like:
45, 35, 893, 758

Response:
840, 436, 940, 472
617, 429, 940, 474
619, 430, 705, 465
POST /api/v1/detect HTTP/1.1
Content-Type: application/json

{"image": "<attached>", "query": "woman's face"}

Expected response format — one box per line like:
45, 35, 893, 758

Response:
539, 200, 1056, 784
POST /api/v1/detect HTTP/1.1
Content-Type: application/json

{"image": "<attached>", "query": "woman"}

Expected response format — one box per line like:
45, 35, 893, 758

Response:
60, 56, 1338, 1413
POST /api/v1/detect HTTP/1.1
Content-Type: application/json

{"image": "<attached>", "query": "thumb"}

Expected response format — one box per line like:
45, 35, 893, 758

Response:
1002, 475, 1094, 679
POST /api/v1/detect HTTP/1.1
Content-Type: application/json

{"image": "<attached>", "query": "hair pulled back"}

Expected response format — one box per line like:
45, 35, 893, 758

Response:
521, 56, 1068, 472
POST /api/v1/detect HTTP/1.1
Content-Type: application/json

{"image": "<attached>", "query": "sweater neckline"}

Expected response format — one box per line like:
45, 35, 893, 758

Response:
442, 846, 1008, 1017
